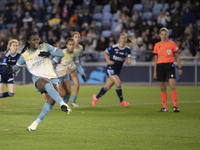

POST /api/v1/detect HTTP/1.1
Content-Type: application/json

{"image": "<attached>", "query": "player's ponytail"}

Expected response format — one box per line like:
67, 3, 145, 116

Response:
21, 31, 39, 54
21, 41, 29, 54
119, 32, 134, 47
127, 37, 134, 44
126, 36, 134, 48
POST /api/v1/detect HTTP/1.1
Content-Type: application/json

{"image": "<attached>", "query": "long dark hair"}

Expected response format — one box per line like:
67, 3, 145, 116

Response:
21, 31, 39, 53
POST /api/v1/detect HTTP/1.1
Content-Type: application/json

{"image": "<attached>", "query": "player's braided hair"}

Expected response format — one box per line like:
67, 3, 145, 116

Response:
21, 31, 39, 54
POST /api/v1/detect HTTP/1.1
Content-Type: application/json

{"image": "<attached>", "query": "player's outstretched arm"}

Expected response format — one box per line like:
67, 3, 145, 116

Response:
45, 43, 64, 57
10, 55, 25, 73
50, 49, 64, 57
51, 57, 61, 65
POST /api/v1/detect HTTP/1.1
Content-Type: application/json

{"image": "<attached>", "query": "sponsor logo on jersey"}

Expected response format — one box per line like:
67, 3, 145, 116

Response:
113, 55, 125, 61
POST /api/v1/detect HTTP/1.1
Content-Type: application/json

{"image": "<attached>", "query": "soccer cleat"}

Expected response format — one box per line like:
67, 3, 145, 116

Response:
160, 108, 168, 112
121, 100, 129, 107
61, 103, 72, 114
43, 93, 47, 99
71, 103, 79, 107
27, 121, 38, 131
173, 107, 180, 112
92, 95, 98, 107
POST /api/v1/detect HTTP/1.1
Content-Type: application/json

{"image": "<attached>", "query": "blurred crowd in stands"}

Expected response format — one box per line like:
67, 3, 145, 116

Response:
0, 0, 199, 63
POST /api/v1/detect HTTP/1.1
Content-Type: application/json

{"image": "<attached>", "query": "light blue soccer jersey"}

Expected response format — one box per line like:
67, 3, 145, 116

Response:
53, 48, 79, 77
14, 43, 64, 83
74, 44, 83, 57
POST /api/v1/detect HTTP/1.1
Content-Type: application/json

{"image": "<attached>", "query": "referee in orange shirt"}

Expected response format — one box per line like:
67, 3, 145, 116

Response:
153, 27, 183, 112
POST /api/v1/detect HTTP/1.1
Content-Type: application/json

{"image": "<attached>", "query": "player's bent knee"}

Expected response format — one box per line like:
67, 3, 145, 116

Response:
115, 83, 121, 88
59, 92, 66, 97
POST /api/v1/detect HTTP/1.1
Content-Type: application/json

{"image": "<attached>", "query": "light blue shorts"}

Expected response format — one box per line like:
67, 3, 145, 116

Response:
59, 74, 70, 83
32, 75, 59, 94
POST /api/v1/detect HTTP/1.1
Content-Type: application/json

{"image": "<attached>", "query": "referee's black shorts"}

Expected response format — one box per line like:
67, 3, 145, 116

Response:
156, 63, 176, 82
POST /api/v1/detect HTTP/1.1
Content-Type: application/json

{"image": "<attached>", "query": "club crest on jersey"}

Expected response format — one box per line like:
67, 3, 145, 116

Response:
166, 49, 172, 55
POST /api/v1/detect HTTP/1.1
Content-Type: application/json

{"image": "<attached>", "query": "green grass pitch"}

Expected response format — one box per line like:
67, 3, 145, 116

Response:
0, 85, 200, 150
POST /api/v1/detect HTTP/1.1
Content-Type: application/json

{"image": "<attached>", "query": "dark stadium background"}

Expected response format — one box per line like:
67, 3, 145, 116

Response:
0, 0, 199, 85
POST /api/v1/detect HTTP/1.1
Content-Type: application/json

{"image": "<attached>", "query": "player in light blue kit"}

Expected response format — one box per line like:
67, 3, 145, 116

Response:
8, 31, 71, 131
92, 33, 132, 107
52, 38, 85, 107
69, 31, 87, 107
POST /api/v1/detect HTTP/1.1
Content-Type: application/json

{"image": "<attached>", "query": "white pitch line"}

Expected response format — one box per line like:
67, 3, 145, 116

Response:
0, 100, 199, 111
0, 129, 9, 131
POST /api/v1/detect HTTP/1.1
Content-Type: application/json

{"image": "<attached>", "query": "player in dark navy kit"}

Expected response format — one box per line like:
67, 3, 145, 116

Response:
0, 39, 20, 104
92, 33, 132, 107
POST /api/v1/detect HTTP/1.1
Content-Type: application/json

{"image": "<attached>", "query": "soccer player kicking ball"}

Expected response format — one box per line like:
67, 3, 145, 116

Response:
9, 31, 71, 131
92, 33, 132, 107
153, 27, 183, 112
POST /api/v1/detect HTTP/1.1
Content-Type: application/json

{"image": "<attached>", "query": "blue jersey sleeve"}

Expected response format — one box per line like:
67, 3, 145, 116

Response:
12, 55, 25, 72
127, 48, 131, 57
75, 63, 86, 77
106, 46, 114, 55
74, 53, 86, 76
16, 55, 25, 66
74, 53, 79, 63
2, 55, 7, 64
44, 43, 56, 52
44, 43, 64, 57
51, 56, 61, 65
